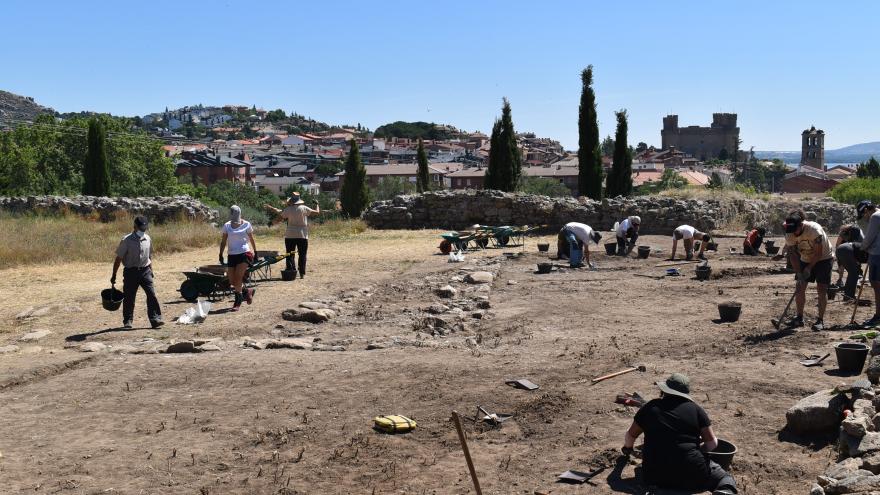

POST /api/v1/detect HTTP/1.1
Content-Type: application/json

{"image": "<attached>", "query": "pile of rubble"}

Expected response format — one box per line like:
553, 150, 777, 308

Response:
362, 190, 854, 235
787, 342, 880, 494
0, 195, 218, 223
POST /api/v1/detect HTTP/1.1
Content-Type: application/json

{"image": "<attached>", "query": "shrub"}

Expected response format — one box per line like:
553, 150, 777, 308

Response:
828, 178, 880, 205
517, 176, 573, 197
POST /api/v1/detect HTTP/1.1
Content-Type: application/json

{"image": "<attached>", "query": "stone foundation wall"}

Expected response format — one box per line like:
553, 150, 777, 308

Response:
363, 190, 855, 235
0, 195, 218, 224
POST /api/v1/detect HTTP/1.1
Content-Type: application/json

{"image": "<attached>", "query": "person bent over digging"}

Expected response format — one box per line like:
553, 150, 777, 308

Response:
859, 200, 880, 328
783, 210, 834, 331
219, 205, 257, 312
622, 373, 737, 495
834, 216, 866, 302
670, 225, 710, 261
742, 227, 766, 256
615, 215, 641, 256
557, 222, 601, 268
111, 215, 163, 329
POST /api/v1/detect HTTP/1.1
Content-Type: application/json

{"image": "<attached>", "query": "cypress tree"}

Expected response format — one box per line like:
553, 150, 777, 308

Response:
485, 98, 521, 192
340, 139, 370, 217
416, 138, 430, 193
606, 110, 633, 197
83, 118, 110, 196
577, 66, 603, 199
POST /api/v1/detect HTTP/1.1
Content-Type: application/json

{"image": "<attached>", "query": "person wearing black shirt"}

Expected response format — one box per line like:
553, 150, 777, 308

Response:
622, 373, 737, 495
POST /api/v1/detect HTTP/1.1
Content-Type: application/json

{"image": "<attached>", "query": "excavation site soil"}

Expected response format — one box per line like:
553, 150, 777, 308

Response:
0, 232, 860, 494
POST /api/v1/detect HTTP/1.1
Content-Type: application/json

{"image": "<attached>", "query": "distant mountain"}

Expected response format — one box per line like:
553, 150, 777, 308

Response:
0, 90, 55, 124
755, 141, 880, 164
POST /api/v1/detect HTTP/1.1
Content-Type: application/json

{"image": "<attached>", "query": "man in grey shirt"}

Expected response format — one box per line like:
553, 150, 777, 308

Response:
111, 216, 163, 329
858, 200, 880, 328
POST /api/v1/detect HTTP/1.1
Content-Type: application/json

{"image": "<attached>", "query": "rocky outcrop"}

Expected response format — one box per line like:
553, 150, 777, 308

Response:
0, 195, 217, 223
362, 190, 854, 234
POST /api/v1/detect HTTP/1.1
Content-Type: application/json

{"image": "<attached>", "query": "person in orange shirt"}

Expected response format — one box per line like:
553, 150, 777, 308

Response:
742, 227, 766, 256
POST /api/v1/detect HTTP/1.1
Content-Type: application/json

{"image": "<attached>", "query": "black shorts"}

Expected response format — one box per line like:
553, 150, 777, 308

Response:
803, 258, 833, 285
227, 252, 253, 267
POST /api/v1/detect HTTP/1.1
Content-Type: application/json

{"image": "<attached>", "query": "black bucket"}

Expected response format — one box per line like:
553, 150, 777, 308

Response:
765, 245, 780, 255
695, 266, 712, 281
828, 286, 838, 300
101, 287, 124, 311
718, 302, 741, 322
708, 439, 737, 470
537, 242, 550, 252
706, 242, 718, 251
281, 269, 297, 281
637, 246, 651, 259
604, 242, 617, 255
765, 240, 776, 248
537, 263, 553, 274
694, 241, 701, 251
836, 342, 869, 373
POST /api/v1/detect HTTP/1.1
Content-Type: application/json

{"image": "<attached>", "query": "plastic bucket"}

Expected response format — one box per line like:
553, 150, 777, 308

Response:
537, 263, 553, 274
765, 240, 776, 248
695, 266, 712, 281
537, 242, 550, 252
836, 343, 869, 373
828, 286, 838, 300
281, 269, 297, 281
101, 287, 124, 311
706, 242, 718, 251
765, 245, 780, 255
604, 242, 617, 255
708, 439, 737, 470
717, 302, 741, 322
637, 246, 651, 259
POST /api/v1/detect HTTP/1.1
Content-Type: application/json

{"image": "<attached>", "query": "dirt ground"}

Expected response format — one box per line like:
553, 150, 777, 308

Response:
0, 230, 871, 494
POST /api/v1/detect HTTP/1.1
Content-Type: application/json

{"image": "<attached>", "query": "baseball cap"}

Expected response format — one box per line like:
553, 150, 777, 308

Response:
857, 200, 875, 219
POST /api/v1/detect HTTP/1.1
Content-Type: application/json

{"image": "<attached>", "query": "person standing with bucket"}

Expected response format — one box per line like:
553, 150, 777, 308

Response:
110, 216, 163, 329
264, 192, 321, 279
557, 222, 601, 268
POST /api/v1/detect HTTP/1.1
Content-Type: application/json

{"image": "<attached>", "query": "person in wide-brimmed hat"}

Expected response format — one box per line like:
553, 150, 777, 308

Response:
615, 215, 641, 256
264, 191, 322, 279
621, 373, 737, 495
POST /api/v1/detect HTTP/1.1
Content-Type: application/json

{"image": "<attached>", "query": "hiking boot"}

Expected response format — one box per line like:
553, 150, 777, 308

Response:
811, 319, 825, 331
712, 489, 736, 495
122, 320, 133, 330
244, 288, 255, 305
788, 316, 804, 329
231, 293, 242, 312
150, 320, 165, 329
685, 252, 694, 261
863, 314, 880, 329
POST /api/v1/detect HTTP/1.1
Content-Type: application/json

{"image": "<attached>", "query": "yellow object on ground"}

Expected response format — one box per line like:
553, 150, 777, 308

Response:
373, 415, 417, 433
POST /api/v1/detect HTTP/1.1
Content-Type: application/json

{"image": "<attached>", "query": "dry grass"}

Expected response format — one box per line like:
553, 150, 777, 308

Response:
657, 186, 771, 202
0, 212, 217, 268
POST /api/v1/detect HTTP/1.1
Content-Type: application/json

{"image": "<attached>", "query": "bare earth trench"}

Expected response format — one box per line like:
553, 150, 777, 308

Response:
0, 231, 868, 494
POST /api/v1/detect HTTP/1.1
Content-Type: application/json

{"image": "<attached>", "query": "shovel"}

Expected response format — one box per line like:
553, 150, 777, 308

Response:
771, 279, 802, 330
799, 353, 830, 367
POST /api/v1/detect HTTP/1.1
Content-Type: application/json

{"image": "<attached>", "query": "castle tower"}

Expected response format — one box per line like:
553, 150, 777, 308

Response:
800, 126, 825, 171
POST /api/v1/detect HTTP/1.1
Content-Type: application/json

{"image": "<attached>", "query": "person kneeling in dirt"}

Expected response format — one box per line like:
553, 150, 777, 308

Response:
557, 222, 601, 268
783, 210, 834, 331
615, 215, 641, 256
742, 227, 766, 255
670, 225, 710, 261
622, 373, 737, 495
834, 216, 866, 302
111, 216, 164, 330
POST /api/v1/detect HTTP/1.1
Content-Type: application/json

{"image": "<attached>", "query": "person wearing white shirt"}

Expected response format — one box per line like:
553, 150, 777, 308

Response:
670, 225, 711, 261
557, 222, 602, 267
616, 216, 641, 256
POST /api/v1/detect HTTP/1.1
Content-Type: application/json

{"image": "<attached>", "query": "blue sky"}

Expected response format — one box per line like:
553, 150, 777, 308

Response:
2, 1, 878, 150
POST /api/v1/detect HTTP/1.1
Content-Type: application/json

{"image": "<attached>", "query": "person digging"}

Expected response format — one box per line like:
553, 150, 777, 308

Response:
783, 210, 834, 331
670, 225, 710, 261
110, 215, 164, 330
621, 373, 737, 495
264, 191, 321, 279
557, 222, 601, 268
742, 227, 766, 256
615, 215, 641, 256
858, 200, 880, 328
834, 219, 865, 303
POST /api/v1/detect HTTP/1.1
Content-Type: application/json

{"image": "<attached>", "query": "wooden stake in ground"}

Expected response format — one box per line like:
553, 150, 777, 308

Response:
451, 410, 483, 495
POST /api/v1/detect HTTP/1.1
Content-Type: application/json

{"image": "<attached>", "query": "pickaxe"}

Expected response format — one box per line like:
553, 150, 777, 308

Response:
592, 365, 647, 384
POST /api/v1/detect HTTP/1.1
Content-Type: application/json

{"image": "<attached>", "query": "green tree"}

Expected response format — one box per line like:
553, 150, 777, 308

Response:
517, 176, 572, 197
371, 176, 416, 201
605, 111, 633, 197
340, 140, 370, 217
707, 171, 724, 189
484, 98, 521, 191
829, 178, 880, 205
315, 160, 343, 178
577, 65, 603, 199
83, 118, 110, 196
601, 135, 615, 157
856, 157, 880, 178
416, 138, 430, 193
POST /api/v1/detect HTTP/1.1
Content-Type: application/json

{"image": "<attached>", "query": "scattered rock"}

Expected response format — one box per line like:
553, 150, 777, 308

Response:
0, 345, 20, 354
165, 341, 197, 353
14, 307, 35, 320
18, 329, 52, 342
299, 301, 328, 310
110, 344, 139, 354
786, 389, 848, 434
810, 483, 825, 495
868, 356, 880, 384
465, 271, 494, 284
861, 452, 880, 474
507, 280, 518, 285
282, 308, 336, 324
366, 343, 386, 350
79, 342, 107, 353
198, 344, 222, 352
841, 431, 880, 457
425, 304, 449, 314
435, 285, 458, 298
265, 339, 312, 350
824, 473, 880, 494
872, 338, 880, 357
476, 300, 491, 310
471, 311, 485, 320
843, 414, 871, 438
825, 457, 865, 480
